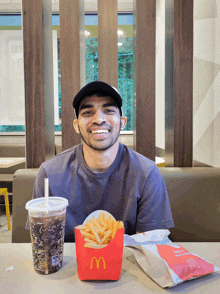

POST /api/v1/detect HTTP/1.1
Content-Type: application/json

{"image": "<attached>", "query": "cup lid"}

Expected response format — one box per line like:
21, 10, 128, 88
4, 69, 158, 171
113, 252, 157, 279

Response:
25, 197, 68, 213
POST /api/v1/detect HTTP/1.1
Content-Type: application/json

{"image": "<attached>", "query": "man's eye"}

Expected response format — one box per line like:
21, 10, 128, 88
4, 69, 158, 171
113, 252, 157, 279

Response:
105, 109, 115, 114
82, 110, 92, 115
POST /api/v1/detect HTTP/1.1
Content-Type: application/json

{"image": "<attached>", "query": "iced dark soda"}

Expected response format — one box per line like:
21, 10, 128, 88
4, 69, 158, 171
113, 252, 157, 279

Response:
26, 197, 68, 275
29, 212, 65, 274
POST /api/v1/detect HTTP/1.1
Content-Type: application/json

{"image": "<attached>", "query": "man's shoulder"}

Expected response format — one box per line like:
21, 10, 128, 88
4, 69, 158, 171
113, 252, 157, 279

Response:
121, 144, 156, 169
118, 144, 162, 186
41, 144, 80, 170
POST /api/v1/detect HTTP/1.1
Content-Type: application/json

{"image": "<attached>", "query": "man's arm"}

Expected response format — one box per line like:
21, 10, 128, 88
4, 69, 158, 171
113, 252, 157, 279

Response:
136, 165, 174, 234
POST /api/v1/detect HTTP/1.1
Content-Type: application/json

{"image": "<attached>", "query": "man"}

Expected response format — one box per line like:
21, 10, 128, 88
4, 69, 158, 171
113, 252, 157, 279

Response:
26, 81, 174, 242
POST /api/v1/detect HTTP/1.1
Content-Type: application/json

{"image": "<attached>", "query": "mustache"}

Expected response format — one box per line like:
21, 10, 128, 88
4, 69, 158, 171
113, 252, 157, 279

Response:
88, 122, 112, 130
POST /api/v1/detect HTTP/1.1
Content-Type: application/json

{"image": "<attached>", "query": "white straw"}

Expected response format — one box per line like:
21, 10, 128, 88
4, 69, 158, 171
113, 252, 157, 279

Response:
45, 178, 49, 207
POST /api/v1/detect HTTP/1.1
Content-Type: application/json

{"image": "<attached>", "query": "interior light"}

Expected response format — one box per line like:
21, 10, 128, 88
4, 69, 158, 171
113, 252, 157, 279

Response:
118, 42, 123, 47
85, 30, 91, 37
117, 29, 124, 36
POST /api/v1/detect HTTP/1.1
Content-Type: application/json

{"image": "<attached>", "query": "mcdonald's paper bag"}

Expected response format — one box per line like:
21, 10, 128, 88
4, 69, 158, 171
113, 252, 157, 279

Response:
124, 230, 220, 288
75, 227, 124, 280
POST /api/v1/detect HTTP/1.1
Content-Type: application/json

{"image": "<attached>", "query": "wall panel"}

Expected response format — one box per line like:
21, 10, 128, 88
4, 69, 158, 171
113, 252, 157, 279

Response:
133, 0, 156, 161
59, 0, 82, 151
173, 0, 193, 166
22, 0, 46, 168
98, 0, 118, 88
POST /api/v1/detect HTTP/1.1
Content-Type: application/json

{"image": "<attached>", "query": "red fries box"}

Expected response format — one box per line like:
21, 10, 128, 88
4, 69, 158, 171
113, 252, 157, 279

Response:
75, 228, 124, 280
75, 215, 124, 281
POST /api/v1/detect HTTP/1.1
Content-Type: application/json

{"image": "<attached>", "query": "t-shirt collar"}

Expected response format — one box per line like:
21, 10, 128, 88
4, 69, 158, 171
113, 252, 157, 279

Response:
76, 143, 123, 178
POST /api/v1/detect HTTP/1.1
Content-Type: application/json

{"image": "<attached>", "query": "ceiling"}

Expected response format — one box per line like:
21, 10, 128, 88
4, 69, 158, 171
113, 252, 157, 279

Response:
0, 0, 133, 13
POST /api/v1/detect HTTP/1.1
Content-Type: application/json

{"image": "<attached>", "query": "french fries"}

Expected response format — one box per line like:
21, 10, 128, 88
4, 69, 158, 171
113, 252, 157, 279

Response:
76, 213, 124, 249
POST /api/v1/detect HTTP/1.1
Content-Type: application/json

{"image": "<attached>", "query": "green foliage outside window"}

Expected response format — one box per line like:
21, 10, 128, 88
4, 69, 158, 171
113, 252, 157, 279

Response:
118, 37, 133, 131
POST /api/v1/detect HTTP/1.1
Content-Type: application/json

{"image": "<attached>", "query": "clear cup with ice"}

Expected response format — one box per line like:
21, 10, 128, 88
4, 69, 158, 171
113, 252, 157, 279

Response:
25, 196, 68, 274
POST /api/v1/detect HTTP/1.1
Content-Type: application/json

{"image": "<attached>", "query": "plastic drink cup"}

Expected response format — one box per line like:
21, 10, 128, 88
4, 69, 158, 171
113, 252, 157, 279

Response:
25, 197, 68, 275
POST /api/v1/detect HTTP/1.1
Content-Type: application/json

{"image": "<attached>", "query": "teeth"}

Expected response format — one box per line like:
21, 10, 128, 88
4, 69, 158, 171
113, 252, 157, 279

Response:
92, 130, 108, 134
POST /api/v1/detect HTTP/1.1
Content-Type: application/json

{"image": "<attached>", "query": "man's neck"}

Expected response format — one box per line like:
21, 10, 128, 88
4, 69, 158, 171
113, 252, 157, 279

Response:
82, 142, 120, 172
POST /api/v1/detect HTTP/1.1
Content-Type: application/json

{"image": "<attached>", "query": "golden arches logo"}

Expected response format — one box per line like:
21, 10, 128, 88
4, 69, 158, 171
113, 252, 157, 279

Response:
90, 257, 106, 269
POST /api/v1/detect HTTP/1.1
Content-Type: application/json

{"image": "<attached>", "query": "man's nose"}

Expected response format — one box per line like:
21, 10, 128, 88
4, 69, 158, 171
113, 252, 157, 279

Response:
92, 109, 106, 124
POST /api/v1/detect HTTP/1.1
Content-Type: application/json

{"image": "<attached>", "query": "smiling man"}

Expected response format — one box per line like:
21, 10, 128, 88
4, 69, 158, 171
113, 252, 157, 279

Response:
73, 93, 127, 172
26, 81, 174, 242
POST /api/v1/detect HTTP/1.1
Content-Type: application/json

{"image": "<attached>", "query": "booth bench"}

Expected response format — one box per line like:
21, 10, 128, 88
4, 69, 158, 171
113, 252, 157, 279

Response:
11, 167, 220, 243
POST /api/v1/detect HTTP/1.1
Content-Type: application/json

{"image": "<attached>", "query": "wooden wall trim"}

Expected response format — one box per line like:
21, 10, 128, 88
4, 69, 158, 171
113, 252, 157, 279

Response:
22, 0, 46, 168
42, 0, 55, 161
59, 0, 81, 151
98, 0, 118, 88
174, 0, 193, 166
134, 0, 156, 160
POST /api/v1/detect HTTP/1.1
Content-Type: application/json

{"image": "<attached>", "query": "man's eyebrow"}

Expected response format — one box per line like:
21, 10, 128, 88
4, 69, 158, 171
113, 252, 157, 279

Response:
102, 103, 117, 108
79, 104, 93, 111
79, 102, 117, 111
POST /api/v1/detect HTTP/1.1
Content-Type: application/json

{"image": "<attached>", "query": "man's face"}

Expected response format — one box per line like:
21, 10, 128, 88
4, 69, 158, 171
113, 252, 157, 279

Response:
73, 95, 127, 151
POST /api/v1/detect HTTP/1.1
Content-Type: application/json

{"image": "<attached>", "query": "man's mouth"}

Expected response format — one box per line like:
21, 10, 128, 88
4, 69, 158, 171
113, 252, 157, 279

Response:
90, 129, 109, 134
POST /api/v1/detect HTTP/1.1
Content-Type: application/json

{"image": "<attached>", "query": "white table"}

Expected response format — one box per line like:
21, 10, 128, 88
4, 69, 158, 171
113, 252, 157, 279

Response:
1, 243, 220, 293
0, 157, 26, 168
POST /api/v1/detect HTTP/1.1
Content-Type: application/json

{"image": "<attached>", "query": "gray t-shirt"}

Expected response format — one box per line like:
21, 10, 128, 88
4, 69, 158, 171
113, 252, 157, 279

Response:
26, 143, 174, 242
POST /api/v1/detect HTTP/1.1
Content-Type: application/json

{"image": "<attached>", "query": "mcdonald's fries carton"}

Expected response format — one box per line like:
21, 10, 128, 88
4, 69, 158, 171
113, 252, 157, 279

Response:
75, 210, 124, 280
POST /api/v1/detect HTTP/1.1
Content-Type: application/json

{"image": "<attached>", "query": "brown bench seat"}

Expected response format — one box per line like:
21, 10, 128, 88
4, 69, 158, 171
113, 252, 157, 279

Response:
12, 167, 220, 243
160, 167, 220, 241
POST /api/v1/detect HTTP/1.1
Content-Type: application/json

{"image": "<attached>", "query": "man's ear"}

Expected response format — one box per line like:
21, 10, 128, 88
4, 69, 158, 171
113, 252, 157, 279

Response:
73, 119, 80, 134
120, 116, 127, 130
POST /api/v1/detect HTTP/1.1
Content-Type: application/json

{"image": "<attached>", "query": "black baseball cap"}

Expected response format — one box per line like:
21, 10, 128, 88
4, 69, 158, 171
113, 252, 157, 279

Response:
73, 81, 122, 117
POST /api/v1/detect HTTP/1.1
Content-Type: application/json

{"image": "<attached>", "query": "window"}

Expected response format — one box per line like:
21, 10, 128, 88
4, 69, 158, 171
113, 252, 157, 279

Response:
0, 13, 133, 133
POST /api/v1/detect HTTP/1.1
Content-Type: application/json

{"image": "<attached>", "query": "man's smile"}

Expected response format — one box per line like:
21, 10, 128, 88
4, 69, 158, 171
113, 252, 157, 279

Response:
89, 128, 110, 140
90, 129, 109, 134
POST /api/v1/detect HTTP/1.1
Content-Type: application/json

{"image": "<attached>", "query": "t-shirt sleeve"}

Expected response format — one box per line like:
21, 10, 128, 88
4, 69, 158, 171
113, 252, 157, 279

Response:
25, 165, 47, 230
136, 165, 174, 233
